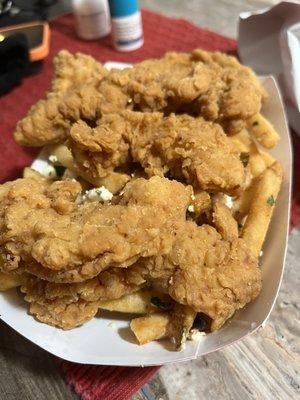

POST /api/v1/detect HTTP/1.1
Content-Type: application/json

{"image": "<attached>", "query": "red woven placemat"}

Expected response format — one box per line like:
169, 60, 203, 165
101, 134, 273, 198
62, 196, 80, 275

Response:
0, 8, 299, 400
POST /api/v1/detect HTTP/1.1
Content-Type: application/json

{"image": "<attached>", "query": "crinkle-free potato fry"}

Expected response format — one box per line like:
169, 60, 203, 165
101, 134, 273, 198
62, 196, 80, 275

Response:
229, 128, 252, 153
241, 162, 283, 256
0, 272, 24, 291
130, 305, 197, 347
48, 143, 130, 193
99, 290, 155, 314
260, 150, 276, 168
23, 167, 45, 181
96, 171, 130, 194
169, 305, 197, 349
248, 143, 268, 178
233, 179, 259, 223
48, 143, 74, 170
247, 113, 280, 149
130, 312, 171, 345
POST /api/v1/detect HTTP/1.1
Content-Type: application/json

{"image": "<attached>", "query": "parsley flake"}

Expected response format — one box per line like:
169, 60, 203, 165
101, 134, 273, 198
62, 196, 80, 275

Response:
150, 296, 172, 311
252, 121, 259, 127
267, 195, 275, 206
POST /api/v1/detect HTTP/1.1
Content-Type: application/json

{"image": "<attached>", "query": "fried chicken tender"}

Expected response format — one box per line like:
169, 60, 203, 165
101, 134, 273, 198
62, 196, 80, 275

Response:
0, 176, 191, 283
138, 220, 260, 331
21, 263, 147, 329
14, 51, 108, 146
70, 111, 245, 195
109, 50, 266, 132
50, 50, 107, 95
20, 220, 261, 331
14, 49, 266, 147
164, 223, 261, 330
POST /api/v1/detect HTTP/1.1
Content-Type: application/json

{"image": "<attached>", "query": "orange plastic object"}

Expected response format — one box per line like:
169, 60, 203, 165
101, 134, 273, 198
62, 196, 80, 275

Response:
0, 21, 50, 62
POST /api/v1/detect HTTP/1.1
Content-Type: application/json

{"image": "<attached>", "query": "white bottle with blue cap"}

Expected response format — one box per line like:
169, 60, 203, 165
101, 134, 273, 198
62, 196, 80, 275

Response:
108, 0, 144, 51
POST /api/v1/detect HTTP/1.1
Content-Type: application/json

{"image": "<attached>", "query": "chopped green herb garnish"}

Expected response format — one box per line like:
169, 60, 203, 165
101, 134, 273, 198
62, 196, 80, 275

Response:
252, 121, 259, 127
54, 165, 66, 178
150, 296, 172, 311
267, 195, 275, 206
240, 152, 250, 167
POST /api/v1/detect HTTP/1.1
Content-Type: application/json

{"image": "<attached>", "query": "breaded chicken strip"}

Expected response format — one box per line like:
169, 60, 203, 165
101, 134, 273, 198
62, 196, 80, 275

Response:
14, 50, 266, 147
14, 51, 109, 146
70, 111, 245, 195
21, 221, 261, 331
0, 176, 191, 283
164, 223, 261, 331
21, 262, 147, 329
109, 50, 266, 132
50, 50, 107, 95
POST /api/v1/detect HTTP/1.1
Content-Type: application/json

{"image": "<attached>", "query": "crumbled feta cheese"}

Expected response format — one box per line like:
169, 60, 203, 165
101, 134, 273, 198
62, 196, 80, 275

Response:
188, 329, 206, 341
82, 186, 113, 203
259, 251, 264, 257
42, 165, 57, 179
188, 205, 195, 213
179, 327, 189, 351
223, 195, 234, 209
49, 155, 58, 163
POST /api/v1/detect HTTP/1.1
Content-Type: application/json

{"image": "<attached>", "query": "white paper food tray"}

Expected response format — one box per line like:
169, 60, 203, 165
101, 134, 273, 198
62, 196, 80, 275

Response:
0, 71, 292, 366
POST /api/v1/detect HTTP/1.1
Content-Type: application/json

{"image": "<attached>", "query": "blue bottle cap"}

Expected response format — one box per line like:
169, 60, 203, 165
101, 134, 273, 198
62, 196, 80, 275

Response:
108, 0, 139, 18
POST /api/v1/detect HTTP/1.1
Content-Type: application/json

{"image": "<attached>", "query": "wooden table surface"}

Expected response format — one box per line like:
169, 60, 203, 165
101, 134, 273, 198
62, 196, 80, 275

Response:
1, 1, 299, 400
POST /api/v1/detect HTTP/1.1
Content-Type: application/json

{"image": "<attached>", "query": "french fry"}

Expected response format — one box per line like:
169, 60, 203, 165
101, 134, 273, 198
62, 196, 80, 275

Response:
233, 179, 259, 223
169, 305, 197, 349
99, 290, 155, 314
130, 303, 196, 348
229, 128, 252, 153
48, 143, 130, 193
247, 113, 280, 148
248, 142, 267, 178
96, 172, 130, 194
48, 143, 74, 170
241, 162, 283, 256
130, 312, 171, 345
23, 167, 45, 181
0, 272, 24, 291
260, 150, 276, 168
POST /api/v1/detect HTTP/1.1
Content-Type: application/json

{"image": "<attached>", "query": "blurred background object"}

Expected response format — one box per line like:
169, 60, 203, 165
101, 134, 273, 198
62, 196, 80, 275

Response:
48, 0, 283, 38
72, 0, 111, 40
0, 0, 57, 26
108, 0, 143, 51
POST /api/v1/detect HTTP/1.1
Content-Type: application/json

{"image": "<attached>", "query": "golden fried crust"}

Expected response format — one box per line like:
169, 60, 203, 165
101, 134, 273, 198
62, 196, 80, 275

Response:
50, 50, 107, 95
0, 176, 191, 283
21, 263, 147, 329
21, 220, 261, 331
212, 202, 239, 241
70, 111, 245, 195
14, 50, 108, 147
165, 223, 261, 330
14, 49, 266, 147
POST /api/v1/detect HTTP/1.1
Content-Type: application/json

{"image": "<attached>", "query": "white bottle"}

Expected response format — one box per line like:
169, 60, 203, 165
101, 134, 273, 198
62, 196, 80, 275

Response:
108, 0, 143, 51
72, 0, 111, 40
